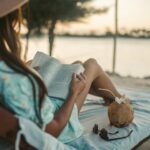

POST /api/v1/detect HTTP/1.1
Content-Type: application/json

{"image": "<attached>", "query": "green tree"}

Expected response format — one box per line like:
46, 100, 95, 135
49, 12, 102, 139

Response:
24, 0, 108, 57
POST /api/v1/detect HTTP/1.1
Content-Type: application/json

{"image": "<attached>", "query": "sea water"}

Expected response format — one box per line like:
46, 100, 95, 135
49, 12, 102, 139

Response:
22, 36, 150, 78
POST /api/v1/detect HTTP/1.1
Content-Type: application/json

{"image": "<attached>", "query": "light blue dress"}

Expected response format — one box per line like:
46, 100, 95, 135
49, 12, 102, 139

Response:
0, 61, 84, 143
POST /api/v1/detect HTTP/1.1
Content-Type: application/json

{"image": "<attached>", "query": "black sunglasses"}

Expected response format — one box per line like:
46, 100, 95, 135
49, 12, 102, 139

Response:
93, 124, 133, 141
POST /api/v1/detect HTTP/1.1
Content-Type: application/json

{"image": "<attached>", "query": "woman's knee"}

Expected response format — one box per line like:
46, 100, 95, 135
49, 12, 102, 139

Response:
72, 60, 83, 65
82, 58, 100, 78
83, 58, 99, 69
86, 58, 97, 63
73, 58, 98, 67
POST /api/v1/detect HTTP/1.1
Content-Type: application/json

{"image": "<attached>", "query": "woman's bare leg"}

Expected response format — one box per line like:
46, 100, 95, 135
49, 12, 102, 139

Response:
72, 59, 121, 99
88, 59, 122, 99
74, 59, 101, 112
73, 59, 122, 113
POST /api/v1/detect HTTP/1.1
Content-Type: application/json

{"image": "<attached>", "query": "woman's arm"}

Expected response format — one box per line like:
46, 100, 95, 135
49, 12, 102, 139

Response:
45, 93, 77, 137
45, 73, 87, 137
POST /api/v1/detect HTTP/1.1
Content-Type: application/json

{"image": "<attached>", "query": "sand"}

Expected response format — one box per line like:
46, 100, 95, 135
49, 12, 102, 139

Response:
110, 75, 150, 92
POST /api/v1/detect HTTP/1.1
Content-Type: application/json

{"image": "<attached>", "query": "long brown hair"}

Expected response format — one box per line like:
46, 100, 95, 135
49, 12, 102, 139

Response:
0, 9, 47, 125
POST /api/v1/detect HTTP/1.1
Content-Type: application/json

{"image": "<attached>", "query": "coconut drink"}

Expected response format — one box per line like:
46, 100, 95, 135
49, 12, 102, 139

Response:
108, 96, 134, 128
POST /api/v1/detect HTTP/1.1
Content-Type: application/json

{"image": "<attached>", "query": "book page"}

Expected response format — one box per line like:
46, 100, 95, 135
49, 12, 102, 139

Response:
31, 51, 85, 99
48, 63, 85, 99
31, 52, 60, 86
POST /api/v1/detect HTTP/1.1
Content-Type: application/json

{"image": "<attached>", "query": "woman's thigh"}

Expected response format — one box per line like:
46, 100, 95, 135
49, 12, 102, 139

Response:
75, 58, 100, 113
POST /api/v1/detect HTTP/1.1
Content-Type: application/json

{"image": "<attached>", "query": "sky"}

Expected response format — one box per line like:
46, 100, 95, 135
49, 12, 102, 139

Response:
56, 0, 150, 34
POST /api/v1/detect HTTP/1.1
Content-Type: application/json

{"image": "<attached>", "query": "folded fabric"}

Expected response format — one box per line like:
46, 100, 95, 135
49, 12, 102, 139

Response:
15, 116, 76, 150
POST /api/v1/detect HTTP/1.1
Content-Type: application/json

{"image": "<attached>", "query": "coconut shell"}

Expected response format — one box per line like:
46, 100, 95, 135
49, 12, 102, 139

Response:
108, 101, 134, 128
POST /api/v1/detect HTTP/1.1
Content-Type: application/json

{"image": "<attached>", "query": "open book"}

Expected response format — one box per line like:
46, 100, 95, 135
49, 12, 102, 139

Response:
31, 52, 85, 99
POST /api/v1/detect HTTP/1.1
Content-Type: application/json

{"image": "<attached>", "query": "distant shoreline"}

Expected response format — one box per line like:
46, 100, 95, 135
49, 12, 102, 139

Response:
57, 34, 150, 39
21, 33, 150, 39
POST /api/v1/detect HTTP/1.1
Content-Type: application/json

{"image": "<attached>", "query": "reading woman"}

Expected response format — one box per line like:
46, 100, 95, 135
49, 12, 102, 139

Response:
0, 0, 127, 145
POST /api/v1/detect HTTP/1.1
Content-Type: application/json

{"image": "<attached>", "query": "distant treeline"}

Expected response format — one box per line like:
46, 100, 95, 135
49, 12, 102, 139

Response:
21, 28, 150, 39
57, 29, 150, 39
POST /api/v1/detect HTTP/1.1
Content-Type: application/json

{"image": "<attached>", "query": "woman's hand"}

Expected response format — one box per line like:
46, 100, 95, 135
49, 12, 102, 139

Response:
70, 73, 87, 96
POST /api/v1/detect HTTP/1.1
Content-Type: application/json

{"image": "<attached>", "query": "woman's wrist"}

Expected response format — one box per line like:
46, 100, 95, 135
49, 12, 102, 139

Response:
68, 91, 79, 101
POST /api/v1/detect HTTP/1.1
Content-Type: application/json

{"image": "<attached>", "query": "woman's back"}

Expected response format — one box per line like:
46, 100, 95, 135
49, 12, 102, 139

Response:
0, 61, 54, 126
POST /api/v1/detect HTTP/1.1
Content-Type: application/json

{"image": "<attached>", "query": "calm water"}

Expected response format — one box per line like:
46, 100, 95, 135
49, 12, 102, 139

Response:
22, 36, 150, 78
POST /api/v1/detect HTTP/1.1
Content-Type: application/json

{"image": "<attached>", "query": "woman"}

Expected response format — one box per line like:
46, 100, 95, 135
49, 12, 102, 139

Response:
0, 0, 123, 144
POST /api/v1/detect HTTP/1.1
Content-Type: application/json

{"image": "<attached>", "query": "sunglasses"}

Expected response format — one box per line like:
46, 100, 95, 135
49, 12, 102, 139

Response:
93, 124, 133, 141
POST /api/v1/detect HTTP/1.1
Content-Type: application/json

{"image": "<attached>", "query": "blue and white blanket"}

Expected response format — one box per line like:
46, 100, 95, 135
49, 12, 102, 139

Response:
16, 88, 150, 150
67, 88, 150, 150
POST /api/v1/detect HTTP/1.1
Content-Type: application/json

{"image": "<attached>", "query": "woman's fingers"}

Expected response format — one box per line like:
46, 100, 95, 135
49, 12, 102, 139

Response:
72, 73, 76, 78
76, 74, 84, 81
80, 72, 87, 80
70, 73, 87, 95
72, 73, 87, 84
78, 73, 87, 83
72, 73, 81, 83
76, 74, 87, 86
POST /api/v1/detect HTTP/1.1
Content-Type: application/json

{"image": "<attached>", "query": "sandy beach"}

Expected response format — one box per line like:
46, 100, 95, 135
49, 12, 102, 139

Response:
110, 74, 150, 92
